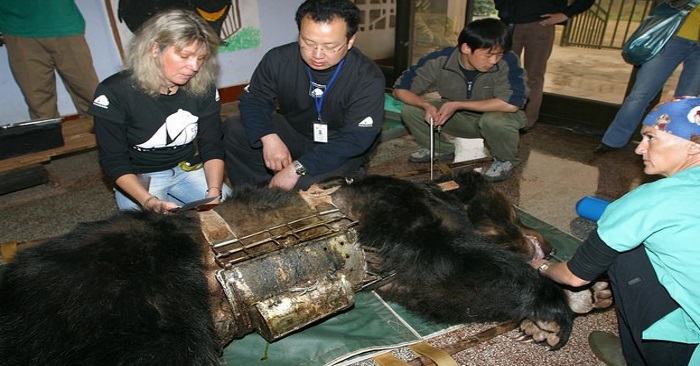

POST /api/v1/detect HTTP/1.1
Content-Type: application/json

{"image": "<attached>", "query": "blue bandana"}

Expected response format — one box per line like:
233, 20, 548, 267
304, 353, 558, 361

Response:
642, 96, 700, 141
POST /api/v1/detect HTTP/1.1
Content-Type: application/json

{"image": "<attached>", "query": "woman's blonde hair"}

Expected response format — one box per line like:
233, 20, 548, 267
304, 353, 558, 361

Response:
126, 8, 220, 97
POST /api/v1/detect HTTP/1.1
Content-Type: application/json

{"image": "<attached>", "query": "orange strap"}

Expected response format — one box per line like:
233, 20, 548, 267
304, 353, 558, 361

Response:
1, 241, 18, 263
373, 352, 411, 366
409, 341, 458, 366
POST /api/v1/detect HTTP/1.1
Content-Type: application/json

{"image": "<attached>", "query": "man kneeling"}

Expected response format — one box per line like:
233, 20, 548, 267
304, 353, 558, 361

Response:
392, 18, 528, 182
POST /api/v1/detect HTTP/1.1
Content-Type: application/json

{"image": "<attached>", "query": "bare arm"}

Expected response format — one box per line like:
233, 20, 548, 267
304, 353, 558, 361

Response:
392, 88, 441, 125
394, 88, 519, 127
539, 13, 569, 25
115, 174, 178, 213
202, 158, 226, 204
531, 259, 591, 288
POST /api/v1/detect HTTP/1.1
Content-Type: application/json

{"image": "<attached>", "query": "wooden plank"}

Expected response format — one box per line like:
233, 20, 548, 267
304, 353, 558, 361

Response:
0, 117, 96, 173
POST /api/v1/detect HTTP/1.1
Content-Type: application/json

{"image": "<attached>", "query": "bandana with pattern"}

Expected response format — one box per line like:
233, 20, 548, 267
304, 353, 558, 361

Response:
642, 96, 700, 141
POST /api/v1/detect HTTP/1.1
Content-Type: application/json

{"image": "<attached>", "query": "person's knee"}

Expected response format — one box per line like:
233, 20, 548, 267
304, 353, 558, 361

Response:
478, 112, 522, 132
400, 104, 424, 124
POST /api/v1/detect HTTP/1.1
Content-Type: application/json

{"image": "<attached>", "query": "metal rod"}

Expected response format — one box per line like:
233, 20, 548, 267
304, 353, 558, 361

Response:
429, 117, 434, 180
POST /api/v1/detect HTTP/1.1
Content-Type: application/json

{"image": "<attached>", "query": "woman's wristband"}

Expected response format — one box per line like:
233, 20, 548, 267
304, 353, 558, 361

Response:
142, 195, 158, 207
206, 186, 222, 198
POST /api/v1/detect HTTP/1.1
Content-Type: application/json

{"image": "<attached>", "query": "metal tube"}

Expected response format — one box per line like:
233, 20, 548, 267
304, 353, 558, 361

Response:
429, 117, 434, 180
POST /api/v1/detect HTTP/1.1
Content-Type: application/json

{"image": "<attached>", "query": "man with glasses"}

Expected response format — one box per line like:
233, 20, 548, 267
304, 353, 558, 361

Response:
224, 0, 385, 191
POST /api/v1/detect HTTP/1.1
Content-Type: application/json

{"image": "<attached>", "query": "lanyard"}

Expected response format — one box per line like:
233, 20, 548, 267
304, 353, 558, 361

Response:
306, 59, 345, 121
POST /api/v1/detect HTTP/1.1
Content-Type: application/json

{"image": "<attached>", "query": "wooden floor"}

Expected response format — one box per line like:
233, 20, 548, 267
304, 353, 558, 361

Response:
0, 117, 96, 174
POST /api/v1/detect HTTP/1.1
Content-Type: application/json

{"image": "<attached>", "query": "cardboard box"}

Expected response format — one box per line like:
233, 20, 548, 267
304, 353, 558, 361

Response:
0, 118, 64, 160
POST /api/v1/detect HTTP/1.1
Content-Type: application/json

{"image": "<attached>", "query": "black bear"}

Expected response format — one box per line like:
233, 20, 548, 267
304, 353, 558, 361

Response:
329, 171, 573, 349
0, 211, 221, 366
0, 171, 580, 365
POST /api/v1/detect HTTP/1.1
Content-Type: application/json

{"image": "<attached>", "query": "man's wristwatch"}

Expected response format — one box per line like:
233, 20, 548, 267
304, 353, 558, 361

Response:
292, 160, 307, 176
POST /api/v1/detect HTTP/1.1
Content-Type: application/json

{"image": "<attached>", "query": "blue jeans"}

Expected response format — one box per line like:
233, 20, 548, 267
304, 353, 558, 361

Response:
602, 36, 700, 148
115, 165, 231, 211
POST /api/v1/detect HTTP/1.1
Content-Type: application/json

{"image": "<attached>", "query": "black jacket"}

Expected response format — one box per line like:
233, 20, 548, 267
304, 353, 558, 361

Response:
237, 43, 385, 176
494, 0, 595, 24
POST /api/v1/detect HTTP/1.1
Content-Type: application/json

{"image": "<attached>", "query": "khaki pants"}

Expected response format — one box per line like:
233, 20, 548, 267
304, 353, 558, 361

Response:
400, 101, 526, 166
4, 34, 99, 119
511, 21, 555, 126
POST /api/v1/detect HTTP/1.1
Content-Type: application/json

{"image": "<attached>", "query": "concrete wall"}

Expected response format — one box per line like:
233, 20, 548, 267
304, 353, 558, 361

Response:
0, 0, 299, 125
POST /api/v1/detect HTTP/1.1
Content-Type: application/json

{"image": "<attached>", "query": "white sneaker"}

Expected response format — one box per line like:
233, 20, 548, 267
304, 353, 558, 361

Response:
483, 159, 513, 182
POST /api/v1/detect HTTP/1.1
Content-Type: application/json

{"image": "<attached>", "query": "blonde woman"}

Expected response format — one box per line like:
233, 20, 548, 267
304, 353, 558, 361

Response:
89, 9, 229, 214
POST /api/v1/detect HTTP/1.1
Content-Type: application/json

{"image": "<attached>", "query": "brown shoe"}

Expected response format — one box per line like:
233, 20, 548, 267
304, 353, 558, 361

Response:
588, 331, 627, 366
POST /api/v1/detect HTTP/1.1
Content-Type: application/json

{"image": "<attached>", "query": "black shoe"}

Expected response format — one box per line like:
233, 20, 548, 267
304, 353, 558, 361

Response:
594, 143, 619, 154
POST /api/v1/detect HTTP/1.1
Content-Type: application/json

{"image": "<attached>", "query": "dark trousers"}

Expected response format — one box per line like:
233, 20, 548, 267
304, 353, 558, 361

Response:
608, 246, 697, 365
224, 114, 369, 190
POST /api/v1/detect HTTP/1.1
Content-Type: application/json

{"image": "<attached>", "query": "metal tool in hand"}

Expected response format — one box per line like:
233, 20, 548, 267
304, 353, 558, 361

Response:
430, 117, 434, 180
429, 117, 442, 181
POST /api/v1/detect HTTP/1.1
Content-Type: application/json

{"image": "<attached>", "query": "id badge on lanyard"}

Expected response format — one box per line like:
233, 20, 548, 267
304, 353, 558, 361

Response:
307, 59, 345, 144
314, 119, 328, 143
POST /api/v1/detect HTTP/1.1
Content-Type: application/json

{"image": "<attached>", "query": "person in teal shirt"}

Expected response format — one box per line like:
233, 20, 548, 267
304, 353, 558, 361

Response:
0, 0, 99, 119
533, 97, 700, 365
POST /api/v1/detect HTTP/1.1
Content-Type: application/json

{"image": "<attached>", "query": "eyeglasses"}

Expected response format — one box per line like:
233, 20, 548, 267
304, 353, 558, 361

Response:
298, 38, 347, 54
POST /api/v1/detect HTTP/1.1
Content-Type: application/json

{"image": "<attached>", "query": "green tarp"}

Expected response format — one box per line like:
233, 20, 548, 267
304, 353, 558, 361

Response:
220, 291, 450, 366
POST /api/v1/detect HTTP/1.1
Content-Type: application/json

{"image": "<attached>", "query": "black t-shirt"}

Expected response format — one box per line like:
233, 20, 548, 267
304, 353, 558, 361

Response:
88, 71, 224, 181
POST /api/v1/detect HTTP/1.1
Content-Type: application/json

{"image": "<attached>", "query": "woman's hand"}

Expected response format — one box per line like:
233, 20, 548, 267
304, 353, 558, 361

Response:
142, 196, 179, 214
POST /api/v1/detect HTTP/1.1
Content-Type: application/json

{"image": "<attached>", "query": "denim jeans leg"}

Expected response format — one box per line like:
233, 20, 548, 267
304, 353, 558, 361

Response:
674, 42, 700, 97
114, 169, 177, 211
602, 37, 690, 148
113, 167, 209, 211
115, 188, 141, 211
166, 167, 209, 204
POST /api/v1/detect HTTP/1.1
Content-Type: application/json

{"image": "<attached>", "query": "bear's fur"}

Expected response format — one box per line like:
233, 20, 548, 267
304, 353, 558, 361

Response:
329, 171, 573, 349
0, 211, 220, 366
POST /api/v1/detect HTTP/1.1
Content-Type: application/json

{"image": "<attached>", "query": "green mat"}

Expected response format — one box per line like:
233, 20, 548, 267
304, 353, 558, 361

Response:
220, 291, 447, 366
381, 93, 406, 141
220, 207, 583, 366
